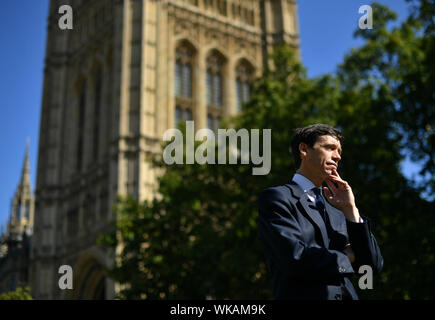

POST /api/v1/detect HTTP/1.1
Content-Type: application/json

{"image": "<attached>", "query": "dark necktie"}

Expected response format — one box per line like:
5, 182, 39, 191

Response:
312, 187, 327, 224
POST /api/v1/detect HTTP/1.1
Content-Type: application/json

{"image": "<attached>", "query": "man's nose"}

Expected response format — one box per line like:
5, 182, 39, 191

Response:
333, 151, 341, 162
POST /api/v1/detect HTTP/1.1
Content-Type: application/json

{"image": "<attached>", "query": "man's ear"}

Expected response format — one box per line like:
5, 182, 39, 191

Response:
299, 142, 308, 159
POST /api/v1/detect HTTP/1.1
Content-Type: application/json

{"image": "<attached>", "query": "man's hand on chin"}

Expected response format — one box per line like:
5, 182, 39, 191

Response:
323, 169, 361, 223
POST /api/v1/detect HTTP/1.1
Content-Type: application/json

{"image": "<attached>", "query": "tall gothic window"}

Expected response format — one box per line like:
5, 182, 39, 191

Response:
206, 50, 225, 132
175, 44, 193, 98
77, 80, 86, 172
93, 68, 102, 161
175, 41, 195, 126
175, 61, 192, 98
206, 51, 224, 107
235, 60, 254, 113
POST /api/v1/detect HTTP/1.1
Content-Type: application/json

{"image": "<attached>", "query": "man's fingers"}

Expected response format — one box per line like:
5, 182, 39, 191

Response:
330, 169, 346, 183
323, 187, 333, 200
325, 179, 338, 193
328, 174, 346, 186
325, 179, 337, 191
329, 170, 341, 180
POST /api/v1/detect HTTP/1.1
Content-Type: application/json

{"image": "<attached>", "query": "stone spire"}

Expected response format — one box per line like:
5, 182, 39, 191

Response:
18, 138, 31, 194
6, 140, 34, 240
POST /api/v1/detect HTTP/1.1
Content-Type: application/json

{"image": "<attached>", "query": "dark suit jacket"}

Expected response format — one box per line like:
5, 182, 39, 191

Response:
258, 181, 383, 300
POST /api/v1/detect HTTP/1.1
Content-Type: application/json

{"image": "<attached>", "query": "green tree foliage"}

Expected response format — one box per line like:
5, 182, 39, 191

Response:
336, 1, 435, 298
0, 286, 33, 300
99, 1, 434, 299
340, 0, 435, 197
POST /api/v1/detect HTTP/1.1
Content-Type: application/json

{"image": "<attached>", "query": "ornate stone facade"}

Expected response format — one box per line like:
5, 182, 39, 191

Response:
31, 0, 299, 299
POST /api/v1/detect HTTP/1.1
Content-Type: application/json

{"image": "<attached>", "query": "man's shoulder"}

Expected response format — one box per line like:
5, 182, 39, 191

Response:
258, 182, 297, 206
257, 183, 301, 219
260, 184, 290, 197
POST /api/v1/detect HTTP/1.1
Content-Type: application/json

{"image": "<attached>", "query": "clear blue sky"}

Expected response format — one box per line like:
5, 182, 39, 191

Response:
0, 0, 420, 230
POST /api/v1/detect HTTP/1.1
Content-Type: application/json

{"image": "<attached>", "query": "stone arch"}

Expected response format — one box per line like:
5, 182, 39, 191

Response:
205, 47, 227, 64
68, 247, 108, 300
202, 32, 230, 58
234, 56, 256, 74
234, 57, 256, 84
174, 38, 198, 54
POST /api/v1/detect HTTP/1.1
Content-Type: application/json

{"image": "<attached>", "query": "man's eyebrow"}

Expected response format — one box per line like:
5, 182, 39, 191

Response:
325, 143, 342, 154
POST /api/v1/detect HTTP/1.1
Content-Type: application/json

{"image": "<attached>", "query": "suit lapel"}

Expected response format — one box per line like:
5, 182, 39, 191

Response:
285, 181, 330, 247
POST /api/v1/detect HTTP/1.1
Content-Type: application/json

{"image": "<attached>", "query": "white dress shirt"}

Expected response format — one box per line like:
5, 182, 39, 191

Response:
292, 173, 317, 203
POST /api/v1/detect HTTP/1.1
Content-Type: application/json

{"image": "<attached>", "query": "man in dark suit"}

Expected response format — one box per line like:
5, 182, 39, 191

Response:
258, 124, 383, 300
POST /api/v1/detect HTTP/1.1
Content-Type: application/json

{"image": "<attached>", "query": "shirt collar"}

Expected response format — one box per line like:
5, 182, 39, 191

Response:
292, 173, 316, 193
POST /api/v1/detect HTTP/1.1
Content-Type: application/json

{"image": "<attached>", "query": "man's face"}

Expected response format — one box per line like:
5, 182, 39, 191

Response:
299, 135, 342, 181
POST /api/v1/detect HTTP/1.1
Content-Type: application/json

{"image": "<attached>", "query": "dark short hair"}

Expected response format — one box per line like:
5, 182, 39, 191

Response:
290, 124, 344, 169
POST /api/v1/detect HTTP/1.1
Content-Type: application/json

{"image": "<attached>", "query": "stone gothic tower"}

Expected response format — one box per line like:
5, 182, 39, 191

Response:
31, 0, 299, 299
0, 142, 34, 293
7, 141, 34, 240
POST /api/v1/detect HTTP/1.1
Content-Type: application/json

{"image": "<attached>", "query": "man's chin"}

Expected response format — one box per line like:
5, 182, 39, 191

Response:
323, 169, 333, 177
